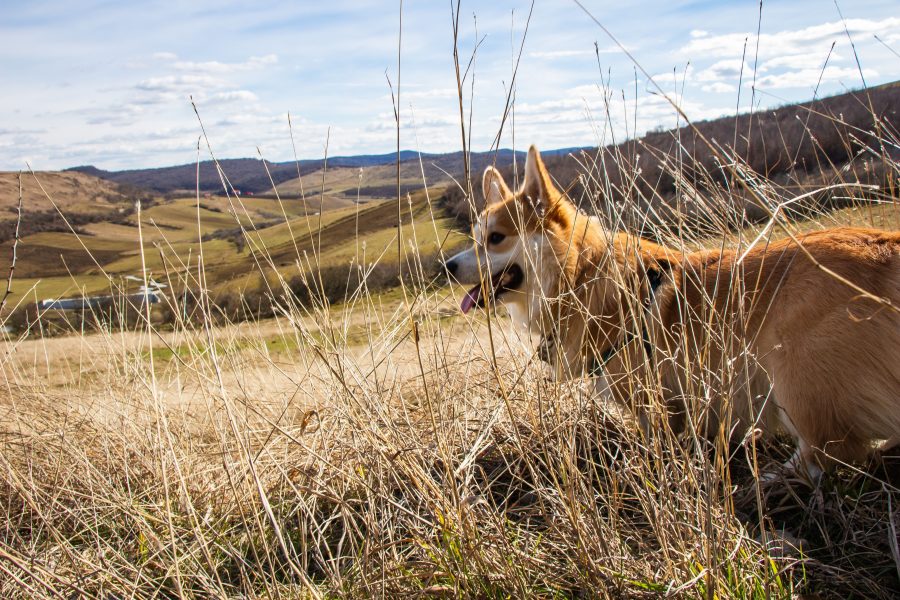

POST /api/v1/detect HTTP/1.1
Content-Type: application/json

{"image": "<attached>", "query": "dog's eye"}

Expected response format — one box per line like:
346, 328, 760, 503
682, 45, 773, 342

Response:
487, 232, 506, 245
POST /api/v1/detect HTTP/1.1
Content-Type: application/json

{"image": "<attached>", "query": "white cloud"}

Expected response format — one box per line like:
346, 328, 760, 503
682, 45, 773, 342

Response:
681, 18, 900, 60
136, 74, 229, 93
760, 52, 837, 72
367, 107, 456, 132
692, 59, 750, 82
679, 17, 896, 94
172, 54, 278, 74
702, 82, 736, 94
501, 84, 729, 148
754, 65, 877, 89
208, 90, 259, 104
86, 106, 147, 126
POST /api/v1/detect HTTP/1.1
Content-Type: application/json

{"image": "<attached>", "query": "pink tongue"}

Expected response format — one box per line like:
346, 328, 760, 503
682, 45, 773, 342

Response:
460, 284, 481, 314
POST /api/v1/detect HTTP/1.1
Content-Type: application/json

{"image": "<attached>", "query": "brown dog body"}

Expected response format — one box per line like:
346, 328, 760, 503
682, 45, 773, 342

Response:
651, 227, 900, 476
445, 146, 900, 477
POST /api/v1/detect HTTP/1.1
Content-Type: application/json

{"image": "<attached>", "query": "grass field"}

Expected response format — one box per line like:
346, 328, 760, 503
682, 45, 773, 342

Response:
0, 176, 465, 306
267, 160, 451, 201
2, 159, 899, 597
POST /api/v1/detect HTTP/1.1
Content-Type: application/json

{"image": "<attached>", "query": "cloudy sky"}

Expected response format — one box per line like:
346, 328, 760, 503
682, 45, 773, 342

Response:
2, 0, 898, 171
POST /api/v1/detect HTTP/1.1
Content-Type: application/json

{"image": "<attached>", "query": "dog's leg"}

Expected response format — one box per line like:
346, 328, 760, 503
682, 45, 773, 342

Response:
761, 408, 824, 483
759, 439, 823, 484
783, 439, 824, 483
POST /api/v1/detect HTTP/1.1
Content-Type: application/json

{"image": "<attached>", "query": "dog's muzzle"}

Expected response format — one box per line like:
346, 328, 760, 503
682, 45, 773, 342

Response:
458, 263, 524, 314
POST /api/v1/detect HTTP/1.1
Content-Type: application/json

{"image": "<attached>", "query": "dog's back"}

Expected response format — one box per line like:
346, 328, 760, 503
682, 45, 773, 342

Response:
653, 227, 900, 472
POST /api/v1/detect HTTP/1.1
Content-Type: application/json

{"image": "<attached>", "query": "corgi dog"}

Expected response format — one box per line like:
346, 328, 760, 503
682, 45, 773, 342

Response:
444, 145, 900, 479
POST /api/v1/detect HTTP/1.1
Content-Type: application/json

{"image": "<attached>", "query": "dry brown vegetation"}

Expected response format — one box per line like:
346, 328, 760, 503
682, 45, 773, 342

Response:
0, 237, 897, 600
2, 33, 900, 599
1, 168, 899, 599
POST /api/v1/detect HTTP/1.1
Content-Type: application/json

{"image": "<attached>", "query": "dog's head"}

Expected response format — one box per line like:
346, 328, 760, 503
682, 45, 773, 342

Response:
443, 145, 575, 315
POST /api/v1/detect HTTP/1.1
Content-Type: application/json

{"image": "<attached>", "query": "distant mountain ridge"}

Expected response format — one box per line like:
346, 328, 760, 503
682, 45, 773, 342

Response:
67, 81, 900, 204
67, 147, 585, 195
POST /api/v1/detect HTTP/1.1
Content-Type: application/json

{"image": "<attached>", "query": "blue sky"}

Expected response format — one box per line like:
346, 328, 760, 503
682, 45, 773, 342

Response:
1, 0, 898, 170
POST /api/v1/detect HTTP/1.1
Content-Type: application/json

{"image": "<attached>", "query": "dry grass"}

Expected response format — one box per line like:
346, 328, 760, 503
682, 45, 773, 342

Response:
2, 17, 900, 598
1, 164, 898, 598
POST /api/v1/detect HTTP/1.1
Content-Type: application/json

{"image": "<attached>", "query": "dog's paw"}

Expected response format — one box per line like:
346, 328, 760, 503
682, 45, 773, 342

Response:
758, 451, 824, 487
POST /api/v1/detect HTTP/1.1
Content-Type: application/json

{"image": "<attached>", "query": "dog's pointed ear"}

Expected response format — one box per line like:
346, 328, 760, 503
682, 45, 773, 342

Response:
520, 145, 559, 214
482, 166, 511, 207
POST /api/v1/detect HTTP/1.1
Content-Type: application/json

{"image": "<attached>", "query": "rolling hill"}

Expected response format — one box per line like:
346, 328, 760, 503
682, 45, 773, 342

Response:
443, 81, 900, 227
0, 171, 155, 245
66, 147, 586, 196
0, 179, 463, 318
0, 170, 134, 214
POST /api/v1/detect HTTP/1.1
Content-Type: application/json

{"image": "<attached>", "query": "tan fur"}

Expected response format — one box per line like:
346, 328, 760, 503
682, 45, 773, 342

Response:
448, 146, 900, 477
651, 227, 900, 473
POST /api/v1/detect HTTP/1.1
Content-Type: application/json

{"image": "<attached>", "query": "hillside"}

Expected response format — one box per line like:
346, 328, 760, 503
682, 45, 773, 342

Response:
67, 152, 440, 195
68, 152, 429, 195
0, 181, 463, 318
0, 170, 136, 215
0, 171, 154, 245
67, 147, 586, 196
444, 82, 900, 226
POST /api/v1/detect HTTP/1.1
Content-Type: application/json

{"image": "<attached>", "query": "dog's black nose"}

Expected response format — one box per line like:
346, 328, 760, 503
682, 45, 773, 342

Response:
443, 259, 458, 279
